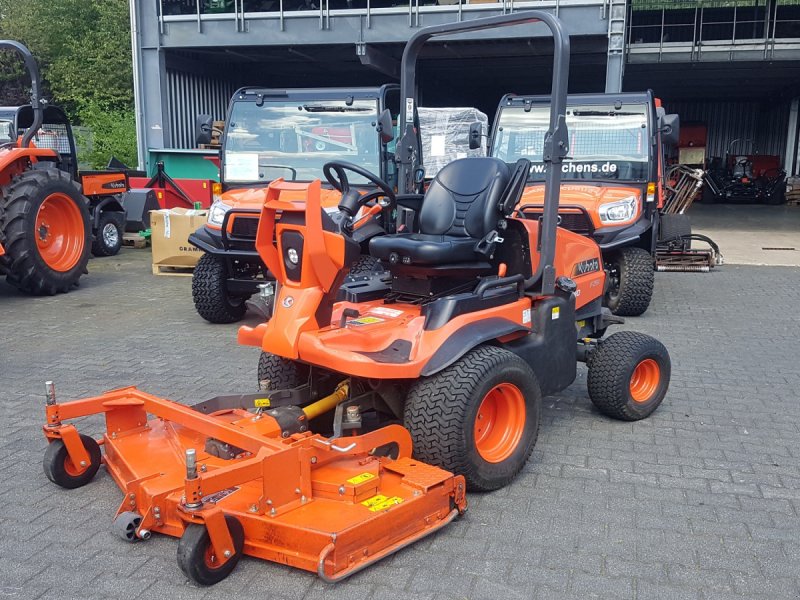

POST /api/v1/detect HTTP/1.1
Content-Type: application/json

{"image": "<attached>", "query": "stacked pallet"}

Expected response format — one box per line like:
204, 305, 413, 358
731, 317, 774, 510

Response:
787, 177, 800, 206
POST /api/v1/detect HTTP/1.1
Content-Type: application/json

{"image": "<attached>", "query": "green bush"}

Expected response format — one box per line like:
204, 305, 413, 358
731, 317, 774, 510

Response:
76, 104, 137, 169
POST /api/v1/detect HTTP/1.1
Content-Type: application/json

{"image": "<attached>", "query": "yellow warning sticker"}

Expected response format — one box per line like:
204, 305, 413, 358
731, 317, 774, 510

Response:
361, 494, 403, 512
551, 307, 560, 320
347, 316, 384, 326
346, 472, 376, 485
254, 398, 271, 408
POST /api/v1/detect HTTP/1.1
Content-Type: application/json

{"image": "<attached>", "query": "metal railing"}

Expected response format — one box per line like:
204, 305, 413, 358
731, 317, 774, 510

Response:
627, 0, 800, 60
157, 0, 568, 32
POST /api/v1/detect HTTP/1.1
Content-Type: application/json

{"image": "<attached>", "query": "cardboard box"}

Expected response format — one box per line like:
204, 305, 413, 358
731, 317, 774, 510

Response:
149, 208, 207, 270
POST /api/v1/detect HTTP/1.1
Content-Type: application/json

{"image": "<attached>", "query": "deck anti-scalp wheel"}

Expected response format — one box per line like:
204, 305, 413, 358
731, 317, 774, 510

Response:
587, 331, 671, 421
43, 433, 101, 489
404, 345, 542, 492
177, 515, 245, 586
112, 511, 147, 543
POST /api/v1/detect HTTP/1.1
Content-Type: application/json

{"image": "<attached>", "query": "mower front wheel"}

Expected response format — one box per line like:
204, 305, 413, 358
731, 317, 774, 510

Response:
587, 331, 670, 421
404, 345, 541, 492
43, 433, 101, 489
177, 515, 245, 586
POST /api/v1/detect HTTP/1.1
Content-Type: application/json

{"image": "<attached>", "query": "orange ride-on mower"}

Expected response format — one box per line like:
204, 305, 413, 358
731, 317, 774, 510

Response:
242, 12, 672, 492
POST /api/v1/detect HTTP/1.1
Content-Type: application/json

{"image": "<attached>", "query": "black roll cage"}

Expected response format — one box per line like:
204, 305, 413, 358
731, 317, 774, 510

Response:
395, 11, 571, 297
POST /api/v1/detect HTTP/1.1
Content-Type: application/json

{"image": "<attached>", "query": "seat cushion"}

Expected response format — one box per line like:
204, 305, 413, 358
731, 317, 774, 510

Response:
369, 233, 480, 265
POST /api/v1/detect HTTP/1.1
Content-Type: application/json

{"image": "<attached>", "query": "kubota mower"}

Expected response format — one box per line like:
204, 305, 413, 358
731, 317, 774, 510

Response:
40, 12, 670, 587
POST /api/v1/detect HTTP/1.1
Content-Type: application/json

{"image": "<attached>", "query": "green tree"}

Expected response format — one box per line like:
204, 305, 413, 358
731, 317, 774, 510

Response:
0, 0, 136, 167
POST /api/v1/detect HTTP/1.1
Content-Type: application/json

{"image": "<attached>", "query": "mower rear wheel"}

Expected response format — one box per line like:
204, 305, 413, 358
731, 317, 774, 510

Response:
257, 352, 309, 389
587, 331, 671, 421
112, 511, 144, 543
1, 168, 91, 295
604, 246, 654, 317
192, 253, 248, 323
404, 345, 541, 492
177, 515, 245, 586
91, 211, 124, 257
43, 434, 101, 489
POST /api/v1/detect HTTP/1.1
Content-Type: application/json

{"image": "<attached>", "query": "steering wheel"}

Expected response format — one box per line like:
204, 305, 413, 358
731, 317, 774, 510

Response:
322, 160, 396, 220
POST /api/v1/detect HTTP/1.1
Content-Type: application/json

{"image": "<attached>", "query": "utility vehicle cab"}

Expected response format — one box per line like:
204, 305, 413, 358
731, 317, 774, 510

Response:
489, 91, 679, 316
189, 85, 405, 324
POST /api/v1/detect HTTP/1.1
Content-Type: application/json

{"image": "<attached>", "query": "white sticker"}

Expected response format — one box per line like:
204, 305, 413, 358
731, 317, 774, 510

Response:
430, 135, 446, 157
163, 213, 171, 239
522, 308, 531, 324
551, 307, 560, 320
405, 98, 415, 121
369, 307, 404, 318
225, 152, 259, 182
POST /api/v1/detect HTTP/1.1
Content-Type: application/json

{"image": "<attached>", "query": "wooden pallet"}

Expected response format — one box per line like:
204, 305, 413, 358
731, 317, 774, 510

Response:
122, 233, 149, 249
786, 193, 800, 206
152, 264, 195, 277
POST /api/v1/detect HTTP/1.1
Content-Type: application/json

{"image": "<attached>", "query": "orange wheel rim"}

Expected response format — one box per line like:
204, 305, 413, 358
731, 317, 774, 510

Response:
474, 383, 526, 463
63, 455, 82, 476
630, 358, 660, 403
35, 192, 84, 272
204, 543, 218, 568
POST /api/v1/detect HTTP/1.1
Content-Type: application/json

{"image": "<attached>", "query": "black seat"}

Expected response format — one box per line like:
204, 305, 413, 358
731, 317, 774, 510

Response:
370, 157, 511, 265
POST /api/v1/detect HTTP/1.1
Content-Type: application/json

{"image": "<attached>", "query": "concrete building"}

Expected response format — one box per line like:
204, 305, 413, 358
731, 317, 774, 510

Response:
130, 0, 800, 176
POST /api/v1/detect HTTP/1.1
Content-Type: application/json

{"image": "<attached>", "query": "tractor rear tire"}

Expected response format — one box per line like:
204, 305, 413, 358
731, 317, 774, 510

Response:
587, 331, 670, 421
192, 253, 248, 323
404, 345, 541, 492
0, 168, 90, 295
604, 246, 654, 317
257, 352, 309, 389
91, 211, 124, 257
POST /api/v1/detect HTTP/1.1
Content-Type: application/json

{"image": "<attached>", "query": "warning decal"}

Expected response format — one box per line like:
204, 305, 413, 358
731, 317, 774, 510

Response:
361, 494, 404, 512
347, 316, 384, 326
346, 472, 376, 485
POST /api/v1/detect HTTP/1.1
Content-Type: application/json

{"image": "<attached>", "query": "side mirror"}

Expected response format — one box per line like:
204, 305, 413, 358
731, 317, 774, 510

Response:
659, 113, 680, 148
376, 108, 395, 144
195, 114, 213, 146
468, 121, 482, 150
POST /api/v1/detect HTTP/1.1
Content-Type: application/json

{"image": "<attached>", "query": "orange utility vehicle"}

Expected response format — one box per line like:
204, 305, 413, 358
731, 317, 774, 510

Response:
188, 86, 401, 323
488, 92, 680, 316
1, 41, 130, 295
40, 12, 670, 587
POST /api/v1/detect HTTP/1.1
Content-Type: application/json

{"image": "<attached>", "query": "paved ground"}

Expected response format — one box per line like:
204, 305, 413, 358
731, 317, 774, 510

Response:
690, 203, 800, 267
2, 248, 800, 600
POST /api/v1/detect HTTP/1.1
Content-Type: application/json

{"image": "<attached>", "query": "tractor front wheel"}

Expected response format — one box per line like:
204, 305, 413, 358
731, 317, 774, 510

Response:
192, 253, 248, 323
257, 352, 309, 389
587, 331, 670, 421
91, 211, 124, 257
604, 246, 654, 317
404, 345, 541, 491
0, 168, 90, 295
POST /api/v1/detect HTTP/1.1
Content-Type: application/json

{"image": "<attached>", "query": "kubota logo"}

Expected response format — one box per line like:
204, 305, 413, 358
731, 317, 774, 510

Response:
282, 296, 294, 308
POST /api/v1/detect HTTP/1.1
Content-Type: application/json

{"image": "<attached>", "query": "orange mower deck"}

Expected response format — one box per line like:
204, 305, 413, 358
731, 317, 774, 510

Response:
41, 384, 466, 585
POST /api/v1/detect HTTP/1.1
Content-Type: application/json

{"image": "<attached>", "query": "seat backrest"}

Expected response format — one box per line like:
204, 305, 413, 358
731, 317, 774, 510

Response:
418, 157, 511, 239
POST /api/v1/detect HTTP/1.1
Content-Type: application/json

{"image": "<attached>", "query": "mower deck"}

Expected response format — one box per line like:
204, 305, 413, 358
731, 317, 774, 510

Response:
42, 386, 466, 584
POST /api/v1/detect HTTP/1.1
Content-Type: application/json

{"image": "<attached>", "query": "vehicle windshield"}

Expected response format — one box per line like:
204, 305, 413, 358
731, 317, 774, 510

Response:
223, 98, 381, 185
492, 102, 650, 181
0, 119, 14, 143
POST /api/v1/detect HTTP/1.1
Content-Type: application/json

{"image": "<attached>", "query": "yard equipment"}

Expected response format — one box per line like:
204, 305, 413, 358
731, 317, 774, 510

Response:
703, 144, 786, 205
188, 85, 405, 323
0, 41, 129, 295
240, 11, 671, 493
487, 91, 681, 317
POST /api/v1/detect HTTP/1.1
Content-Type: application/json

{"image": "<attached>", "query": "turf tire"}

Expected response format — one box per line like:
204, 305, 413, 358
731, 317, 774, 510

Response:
403, 345, 541, 492
587, 331, 670, 421
91, 211, 125, 257
257, 352, 309, 389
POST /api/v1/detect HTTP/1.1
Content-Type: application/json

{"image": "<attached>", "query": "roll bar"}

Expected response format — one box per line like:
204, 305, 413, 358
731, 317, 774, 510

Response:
396, 12, 571, 296
0, 40, 44, 149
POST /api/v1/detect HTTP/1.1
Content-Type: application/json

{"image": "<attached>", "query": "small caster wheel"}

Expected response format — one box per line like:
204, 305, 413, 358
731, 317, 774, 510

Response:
113, 511, 146, 543
43, 434, 101, 489
177, 516, 245, 586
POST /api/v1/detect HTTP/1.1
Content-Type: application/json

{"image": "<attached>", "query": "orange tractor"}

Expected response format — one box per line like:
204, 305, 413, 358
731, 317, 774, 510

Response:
0, 41, 128, 295
40, 12, 670, 586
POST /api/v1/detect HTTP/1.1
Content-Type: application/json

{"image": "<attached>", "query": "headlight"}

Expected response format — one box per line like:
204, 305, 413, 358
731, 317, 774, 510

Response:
207, 201, 231, 226
599, 196, 637, 224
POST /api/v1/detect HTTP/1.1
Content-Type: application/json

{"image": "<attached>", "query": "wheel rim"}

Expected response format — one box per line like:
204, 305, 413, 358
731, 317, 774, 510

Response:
35, 192, 84, 271
630, 358, 660, 403
204, 542, 219, 569
102, 222, 119, 248
474, 383, 526, 463
63, 455, 82, 476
